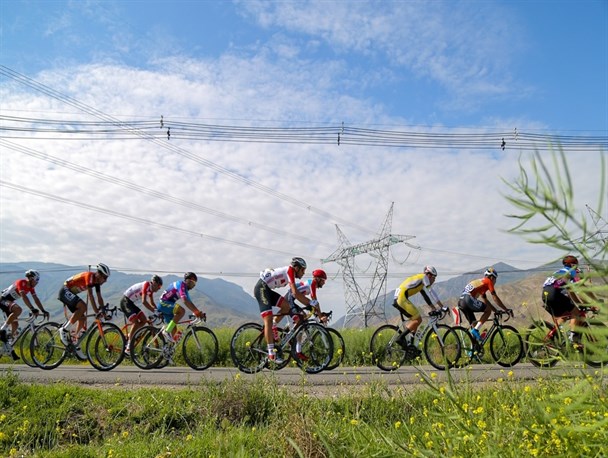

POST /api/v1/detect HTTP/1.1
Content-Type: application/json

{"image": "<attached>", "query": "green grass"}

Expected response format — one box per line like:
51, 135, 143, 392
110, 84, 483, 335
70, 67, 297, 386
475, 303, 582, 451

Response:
0, 367, 606, 457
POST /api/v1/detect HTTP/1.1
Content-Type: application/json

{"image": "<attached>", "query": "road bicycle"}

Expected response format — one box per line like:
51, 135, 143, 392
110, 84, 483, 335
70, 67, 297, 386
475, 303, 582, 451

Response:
129, 314, 218, 370
452, 309, 524, 367
230, 307, 334, 374
118, 309, 165, 365
30, 305, 126, 371
0, 312, 52, 366
525, 305, 608, 368
369, 307, 460, 371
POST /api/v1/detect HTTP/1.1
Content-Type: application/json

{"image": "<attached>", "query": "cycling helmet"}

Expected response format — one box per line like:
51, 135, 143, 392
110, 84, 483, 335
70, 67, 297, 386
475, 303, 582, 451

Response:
184, 272, 198, 281
562, 255, 579, 267
25, 269, 40, 282
312, 269, 327, 280
484, 267, 498, 279
151, 274, 163, 286
423, 266, 438, 277
291, 257, 307, 269
96, 263, 111, 277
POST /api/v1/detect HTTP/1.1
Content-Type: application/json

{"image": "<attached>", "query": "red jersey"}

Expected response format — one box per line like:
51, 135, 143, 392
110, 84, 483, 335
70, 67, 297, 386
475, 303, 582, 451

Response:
1, 278, 36, 302
462, 277, 495, 298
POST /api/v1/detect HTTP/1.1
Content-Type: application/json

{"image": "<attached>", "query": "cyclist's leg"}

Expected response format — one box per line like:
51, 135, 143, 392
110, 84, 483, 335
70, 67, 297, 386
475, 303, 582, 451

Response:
120, 296, 145, 345
254, 279, 282, 358
394, 298, 419, 344
58, 286, 86, 341
163, 303, 184, 340
6, 303, 22, 336
0, 301, 20, 339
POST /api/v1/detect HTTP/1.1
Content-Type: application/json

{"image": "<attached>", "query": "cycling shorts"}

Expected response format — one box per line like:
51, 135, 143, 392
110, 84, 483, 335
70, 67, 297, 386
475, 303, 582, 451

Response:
120, 296, 145, 322
157, 301, 181, 324
394, 296, 421, 320
57, 286, 84, 313
457, 294, 487, 326
542, 286, 580, 317
0, 299, 17, 316
254, 279, 283, 316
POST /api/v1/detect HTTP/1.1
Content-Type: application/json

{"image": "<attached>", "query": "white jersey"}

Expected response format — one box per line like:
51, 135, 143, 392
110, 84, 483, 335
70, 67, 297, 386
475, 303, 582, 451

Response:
123, 281, 153, 305
259, 265, 297, 290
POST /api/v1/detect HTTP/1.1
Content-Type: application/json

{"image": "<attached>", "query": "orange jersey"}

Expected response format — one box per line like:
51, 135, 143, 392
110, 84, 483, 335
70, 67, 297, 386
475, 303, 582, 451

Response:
64, 271, 97, 294
462, 277, 495, 298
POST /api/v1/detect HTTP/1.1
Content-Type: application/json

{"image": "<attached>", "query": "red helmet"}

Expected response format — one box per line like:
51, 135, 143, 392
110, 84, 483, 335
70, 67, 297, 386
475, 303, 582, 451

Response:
562, 255, 579, 267
312, 269, 327, 280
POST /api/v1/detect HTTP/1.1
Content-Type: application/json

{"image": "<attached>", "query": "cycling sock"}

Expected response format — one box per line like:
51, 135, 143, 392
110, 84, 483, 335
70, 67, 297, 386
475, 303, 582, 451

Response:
166, 320, 177, 333
474, 323, 483, 331
0, 323, 6, 332
267, 344, 275, 356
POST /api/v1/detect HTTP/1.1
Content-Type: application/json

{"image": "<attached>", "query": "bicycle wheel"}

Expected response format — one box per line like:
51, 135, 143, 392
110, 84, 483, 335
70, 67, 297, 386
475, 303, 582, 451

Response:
86, 322, 126, 371
182, 326, 219, 370
370, 324, 405, 371
230, 322, 267, 374
291, 322, 333, 374
325, 327, 345, 371
451, 326, 477, 367
423, 324, 460, 370
30, 322, 67, 370
489, 325, 524, 367
581, 321, 608, 367
130, 325, 165, 370
17, 328, 37, 367
525, 320, 560, 367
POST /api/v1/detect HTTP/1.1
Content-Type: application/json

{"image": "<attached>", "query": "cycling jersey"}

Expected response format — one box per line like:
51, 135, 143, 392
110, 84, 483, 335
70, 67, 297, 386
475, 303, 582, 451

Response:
64, 271, 98, 294
394, 273, 440, 306
543, 267, 578, 292
1, 279, 36, 303
259, 266, 297, 289
461, 277, 495, 298
159, 280, 191, 305
295, 279, 317, 299
123, 281, 154, 306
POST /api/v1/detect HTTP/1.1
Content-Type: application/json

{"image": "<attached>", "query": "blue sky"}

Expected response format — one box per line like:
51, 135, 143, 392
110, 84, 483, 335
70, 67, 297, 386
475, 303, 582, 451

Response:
1, 0, 606, 318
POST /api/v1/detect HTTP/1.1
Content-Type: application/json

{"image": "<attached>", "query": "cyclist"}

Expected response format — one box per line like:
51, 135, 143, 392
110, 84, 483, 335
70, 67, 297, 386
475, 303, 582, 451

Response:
277, 268, 328, 360
120, 275, 163, 352
58, 263, 110, 345
542, 255, 600, 348
0, 270, 50, 359
458, 267, 512, 341
157, 272, 205, 343
254, 257, 310, 363
392, 266, 447, 349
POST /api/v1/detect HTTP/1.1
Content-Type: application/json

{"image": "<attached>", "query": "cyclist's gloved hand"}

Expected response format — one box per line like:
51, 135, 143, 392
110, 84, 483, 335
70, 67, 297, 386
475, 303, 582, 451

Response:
440, 306, 449, 313
194, 310, 206, 321
31, 308, 39, 316
42, 311, 50, 320
309, 299, 319, 307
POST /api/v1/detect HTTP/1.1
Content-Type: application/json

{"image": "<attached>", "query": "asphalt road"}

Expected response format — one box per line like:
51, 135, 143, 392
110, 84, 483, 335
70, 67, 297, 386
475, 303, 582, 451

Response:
1, 362, 601, 393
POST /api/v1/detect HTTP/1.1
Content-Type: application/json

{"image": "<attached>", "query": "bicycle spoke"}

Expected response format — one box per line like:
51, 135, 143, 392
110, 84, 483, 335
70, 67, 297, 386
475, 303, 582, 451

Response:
370, 324, 405, 371
423, 325, 460, 370
230, 323, 266, 374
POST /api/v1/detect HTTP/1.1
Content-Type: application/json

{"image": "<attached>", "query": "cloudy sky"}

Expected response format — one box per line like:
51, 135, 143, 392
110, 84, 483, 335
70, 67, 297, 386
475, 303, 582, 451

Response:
1, 0, 606, 318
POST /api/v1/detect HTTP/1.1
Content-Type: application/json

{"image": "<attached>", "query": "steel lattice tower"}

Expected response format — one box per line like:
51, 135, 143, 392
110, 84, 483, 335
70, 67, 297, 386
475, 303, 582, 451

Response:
322, 203, 417, 328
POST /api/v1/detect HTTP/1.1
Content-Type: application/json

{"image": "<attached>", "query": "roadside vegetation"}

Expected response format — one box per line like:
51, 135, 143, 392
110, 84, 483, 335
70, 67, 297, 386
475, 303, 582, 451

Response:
0, 368, 606, 457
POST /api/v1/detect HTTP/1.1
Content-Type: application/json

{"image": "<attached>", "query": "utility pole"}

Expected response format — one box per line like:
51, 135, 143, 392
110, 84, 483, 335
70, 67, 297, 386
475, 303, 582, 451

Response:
322, 203, 417, 328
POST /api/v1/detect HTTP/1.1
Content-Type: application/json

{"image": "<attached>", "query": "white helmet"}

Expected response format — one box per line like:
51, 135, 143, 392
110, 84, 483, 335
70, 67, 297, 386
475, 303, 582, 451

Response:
96, 263, 111, 277
484, 267, 498, 279
423, 266, 438, 277
25, 269, 40, 282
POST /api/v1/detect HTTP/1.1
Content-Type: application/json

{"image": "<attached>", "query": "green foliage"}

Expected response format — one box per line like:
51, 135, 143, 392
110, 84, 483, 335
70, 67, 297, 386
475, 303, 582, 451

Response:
0, 372, 606, 457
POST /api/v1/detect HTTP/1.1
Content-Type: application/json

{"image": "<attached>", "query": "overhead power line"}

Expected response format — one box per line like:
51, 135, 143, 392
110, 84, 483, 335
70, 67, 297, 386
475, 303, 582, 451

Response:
1, 113, 607, 151
0, 65, 375, 235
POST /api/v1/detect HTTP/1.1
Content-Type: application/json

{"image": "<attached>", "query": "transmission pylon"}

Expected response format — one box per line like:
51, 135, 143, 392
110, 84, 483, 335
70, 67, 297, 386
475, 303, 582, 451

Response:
322, 203, 417, 328
584, 204, 608, 255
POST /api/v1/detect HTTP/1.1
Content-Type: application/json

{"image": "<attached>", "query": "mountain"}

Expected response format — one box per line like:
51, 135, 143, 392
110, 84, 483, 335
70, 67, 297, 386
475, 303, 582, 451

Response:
0, 262, 259, 328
